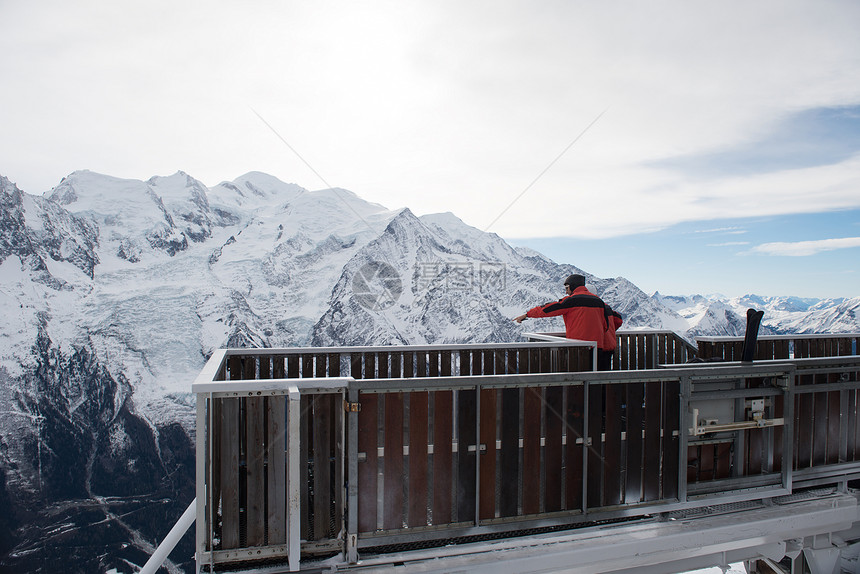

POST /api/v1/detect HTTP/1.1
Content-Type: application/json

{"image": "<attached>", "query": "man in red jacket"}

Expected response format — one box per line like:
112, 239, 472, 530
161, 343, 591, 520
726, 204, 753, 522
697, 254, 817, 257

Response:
514, 274, 616, 370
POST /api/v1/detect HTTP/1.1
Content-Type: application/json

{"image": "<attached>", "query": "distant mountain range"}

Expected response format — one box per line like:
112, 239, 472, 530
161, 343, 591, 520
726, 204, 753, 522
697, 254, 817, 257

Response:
0, 169, 857, 571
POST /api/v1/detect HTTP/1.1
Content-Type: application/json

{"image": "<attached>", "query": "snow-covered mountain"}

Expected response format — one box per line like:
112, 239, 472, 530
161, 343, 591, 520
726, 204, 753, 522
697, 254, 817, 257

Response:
1, 169, 858, 572
653, 292, 860, 337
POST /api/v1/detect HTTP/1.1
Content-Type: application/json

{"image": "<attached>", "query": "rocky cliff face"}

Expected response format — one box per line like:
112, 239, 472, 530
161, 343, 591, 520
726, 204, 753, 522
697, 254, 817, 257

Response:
1, 170, 857, 572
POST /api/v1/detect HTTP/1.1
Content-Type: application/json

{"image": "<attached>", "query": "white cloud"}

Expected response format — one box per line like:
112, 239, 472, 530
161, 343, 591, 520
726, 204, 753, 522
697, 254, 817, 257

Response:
750, 237, 860, 256
2, 0, 860, 241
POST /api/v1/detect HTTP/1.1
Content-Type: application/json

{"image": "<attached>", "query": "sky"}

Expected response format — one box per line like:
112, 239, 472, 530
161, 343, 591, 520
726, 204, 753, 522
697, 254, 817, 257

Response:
1, 1, 859, 299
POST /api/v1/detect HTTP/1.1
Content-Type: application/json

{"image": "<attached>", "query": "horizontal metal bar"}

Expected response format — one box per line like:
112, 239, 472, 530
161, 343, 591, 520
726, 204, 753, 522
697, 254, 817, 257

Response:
192, 376, 353, 394
696, 333, 860, 342
220, 339, 596, 357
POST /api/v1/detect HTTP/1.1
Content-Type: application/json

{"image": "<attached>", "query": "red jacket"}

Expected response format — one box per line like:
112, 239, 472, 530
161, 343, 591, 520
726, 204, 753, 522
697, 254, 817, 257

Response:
526, 286, 610, 349
603, 306, 623, 352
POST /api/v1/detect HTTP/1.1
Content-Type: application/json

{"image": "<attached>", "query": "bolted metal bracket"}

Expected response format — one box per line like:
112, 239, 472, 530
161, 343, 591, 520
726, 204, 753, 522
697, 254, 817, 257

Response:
344, 400, 361, 412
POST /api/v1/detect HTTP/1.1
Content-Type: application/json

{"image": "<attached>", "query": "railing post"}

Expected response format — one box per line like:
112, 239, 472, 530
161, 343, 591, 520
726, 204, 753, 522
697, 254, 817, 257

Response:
346, 384, 359, 563
678, 374, 691, 503
287, 384, 301, 572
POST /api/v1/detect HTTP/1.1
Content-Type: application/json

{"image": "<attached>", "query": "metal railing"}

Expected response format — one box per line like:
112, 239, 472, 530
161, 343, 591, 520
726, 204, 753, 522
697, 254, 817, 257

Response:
697, 333, 860, 361
527, 329, 698, 369
189, 333, 860, 573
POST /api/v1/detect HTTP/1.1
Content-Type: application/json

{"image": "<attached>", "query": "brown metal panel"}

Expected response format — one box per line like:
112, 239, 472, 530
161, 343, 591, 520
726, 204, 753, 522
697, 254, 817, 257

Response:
429, 351, 440, 378
544, 386, 564, 512
313, 395, 333, 539
460, 350, 472, 377
243, 355, 256, 380
246, 397, 266, 546
827, 386, 841, 465
530, 348, 541, 375
773, 395, 784, 473
812, 391, 828, 467
390, 352, 402, 379
404, 351, 414, 379
620, 336, 630, 371
287, 355, 300, 379
383, 392, 404, 530
541, 347, 552, 373
329, 353, 340, 377
518, 348, 530, 374
316, 353, 328, 378
699, 443, 714, 481
624, 383, 644, 503
849, 390, 858, 461
377, 352, 389, 380
211, 398, 222, 544
796, 391, 814, 469
408, 392, 430, 527
499, 387, 520, 517
483, 350, 496, 375
775, 339, 790, 359
267, 395, 287, 545
658, 335, 667, 367
586, 383, 604, 509
662, 381, 680, 500
440, 351, 452, 376
350, 353, 362, 380
300, 395, 310, 540
364, 352, 377, 380
746, 378, 764, 475
687, 446, 699, 484
603, 384, 623, 505
259, 355, 271, 379
417, 351, 427, 377
716, 442, 732, 479
565, 385, 584, 511
637, 335, 647, 370
303, 354, 314, 379
495, 349, 507, 375
272, 355, 285, 379
479, 387, 498, 520
433, 390, 454, 525
457, 388, 477, 522
642, 382, 661, 500
357, 393, 378, 532
522, 386, 542, 514
220, 397, 240, 549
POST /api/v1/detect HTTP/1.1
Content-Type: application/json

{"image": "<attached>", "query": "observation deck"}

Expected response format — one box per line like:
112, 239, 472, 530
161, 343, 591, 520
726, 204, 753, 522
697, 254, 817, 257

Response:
160, 331, 860, 573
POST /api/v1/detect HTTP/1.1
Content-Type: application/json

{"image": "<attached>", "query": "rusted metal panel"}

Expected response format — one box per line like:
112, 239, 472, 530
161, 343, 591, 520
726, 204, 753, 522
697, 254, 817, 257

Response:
566, 385, 584, 511
457, 388, 477, 522
662, 381, 680, 500
313, 395, 333, 539
643, 382, 662, 500
408, 392, 430, 528
357, 393, 378, 533
544, 385, 564, 512
624, 382, 644, 504
246, 396, 266, 546
267, 395, 287, 545
499, 387, 520, 518
603, 384, 623, 505
522, 386, 542, 515
219, 396, 240, 549
479, 387, 498, 520
383, 392, 404, 530
586, 383, 604, 509
433, 390, 454, 525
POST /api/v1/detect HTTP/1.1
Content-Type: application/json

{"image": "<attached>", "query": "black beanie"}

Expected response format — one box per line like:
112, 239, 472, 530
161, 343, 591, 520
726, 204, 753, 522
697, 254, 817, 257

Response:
564, 274, 586, 289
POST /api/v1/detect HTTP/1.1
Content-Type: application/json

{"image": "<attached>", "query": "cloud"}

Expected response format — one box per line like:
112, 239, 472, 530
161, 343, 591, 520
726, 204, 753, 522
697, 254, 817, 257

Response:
708, 241, 750, 247
750, 237, 860, 256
